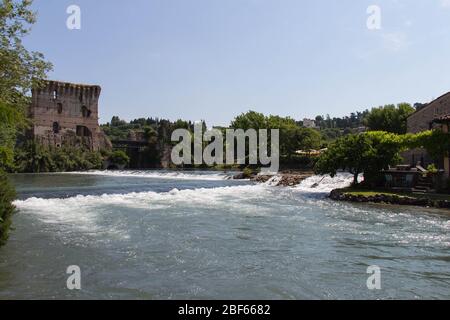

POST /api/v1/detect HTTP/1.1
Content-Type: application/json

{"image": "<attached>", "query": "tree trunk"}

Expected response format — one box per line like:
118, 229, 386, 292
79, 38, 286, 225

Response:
353, 172, 359, 186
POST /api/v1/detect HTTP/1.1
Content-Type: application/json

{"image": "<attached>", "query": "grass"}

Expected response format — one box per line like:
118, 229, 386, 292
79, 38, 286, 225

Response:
341, 188, 450, 202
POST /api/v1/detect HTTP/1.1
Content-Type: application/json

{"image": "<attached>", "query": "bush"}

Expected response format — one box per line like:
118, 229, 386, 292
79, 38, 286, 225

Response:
0, 171, 16, 246
427, 164, 438, 174
108, 150, 130, 166
404, 130, 450, 160
14, 141, 104, 173
242, 167, 254, 178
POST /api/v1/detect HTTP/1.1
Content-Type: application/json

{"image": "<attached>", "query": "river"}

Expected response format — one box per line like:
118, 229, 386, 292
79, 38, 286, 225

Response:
0, 171, 449, 299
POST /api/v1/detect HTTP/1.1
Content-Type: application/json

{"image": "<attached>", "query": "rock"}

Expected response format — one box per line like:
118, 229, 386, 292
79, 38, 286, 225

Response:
251, 175, 272, 183
243, 172, 314, 186
233, 173, 246, 180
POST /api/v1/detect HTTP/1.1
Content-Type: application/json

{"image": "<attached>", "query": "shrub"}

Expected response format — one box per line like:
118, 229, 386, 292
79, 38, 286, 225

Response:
0, 171, 16, 246
427, 164, 438, 174
242, 167, 254, 178
108, 150, 130, 166
404, 130, 450, 161
14, 141, 104, 173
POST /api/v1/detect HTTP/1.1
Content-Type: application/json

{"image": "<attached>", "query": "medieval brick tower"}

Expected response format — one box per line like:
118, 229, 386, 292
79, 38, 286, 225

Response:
30, 80, 104, 151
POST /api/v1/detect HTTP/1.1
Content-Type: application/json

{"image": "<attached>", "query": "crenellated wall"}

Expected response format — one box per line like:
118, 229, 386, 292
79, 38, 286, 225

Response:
30, 80, 104, 150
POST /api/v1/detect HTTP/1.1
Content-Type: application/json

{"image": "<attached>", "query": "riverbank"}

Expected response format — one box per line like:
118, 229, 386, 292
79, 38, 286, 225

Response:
330, 188, 450, 209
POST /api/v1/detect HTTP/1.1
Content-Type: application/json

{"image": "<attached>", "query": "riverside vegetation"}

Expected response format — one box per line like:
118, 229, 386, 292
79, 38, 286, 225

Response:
316, 130, 450, 187
316, 130, 450, 208
0, 0, 52, 245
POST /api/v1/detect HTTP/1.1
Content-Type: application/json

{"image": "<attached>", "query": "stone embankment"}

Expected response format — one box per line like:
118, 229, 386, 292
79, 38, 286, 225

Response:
330, 189, 450, 209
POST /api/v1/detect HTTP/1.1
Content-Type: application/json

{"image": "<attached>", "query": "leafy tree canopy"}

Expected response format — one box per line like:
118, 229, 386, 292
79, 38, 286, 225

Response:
315, 129, 450, 186
363, 103, 415, 134
0, 0, 52, 170
315, 133, 375, 185
109, 150, 130, 166
230, 111, 322, 157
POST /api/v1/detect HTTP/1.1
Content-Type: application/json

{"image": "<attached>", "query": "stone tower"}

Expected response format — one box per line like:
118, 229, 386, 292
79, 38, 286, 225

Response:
30, 80, 105, 151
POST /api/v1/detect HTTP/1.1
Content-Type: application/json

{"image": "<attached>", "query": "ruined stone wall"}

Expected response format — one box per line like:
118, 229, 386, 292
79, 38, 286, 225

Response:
30, 80, 103, 150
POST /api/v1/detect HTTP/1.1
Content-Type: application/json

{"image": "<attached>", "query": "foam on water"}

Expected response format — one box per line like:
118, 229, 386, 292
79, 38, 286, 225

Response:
264, 175, 283, 186
13, 184, 272, 233
12, 173, 363, 228
295, 173, 357, 193
62, 170, 235, 181
14, 184, 270, 211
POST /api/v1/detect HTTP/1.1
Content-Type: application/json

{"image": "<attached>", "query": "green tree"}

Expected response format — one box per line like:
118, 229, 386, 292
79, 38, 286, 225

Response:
230, 111, 322, 159
363, 103, 415, 134
320, 128, 343, 142
0, 171, 15, 246
281, 126, 322, 158
14, 141, 54, 172
0, 0, 52, 245
0, 102, 16, 169
315, 134, 374, 185
110, 116, 127, 127
362, 131, 405, 185
315, 132, 407, 185
230, 110, 267, 130
14, 141, 104, 173
1, 0, 52, 166
109, 150, 130, 166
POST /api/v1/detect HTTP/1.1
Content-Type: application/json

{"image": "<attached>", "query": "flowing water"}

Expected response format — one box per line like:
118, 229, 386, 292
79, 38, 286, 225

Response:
0, 171, 449, 299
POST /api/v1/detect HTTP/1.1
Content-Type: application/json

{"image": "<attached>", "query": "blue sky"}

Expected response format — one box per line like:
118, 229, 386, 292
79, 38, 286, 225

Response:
24, 0, 450, 125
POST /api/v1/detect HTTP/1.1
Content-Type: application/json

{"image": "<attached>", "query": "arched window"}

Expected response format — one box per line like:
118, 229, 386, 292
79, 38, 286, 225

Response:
52, 90, 58, 100
76, 125, 91, 137
57, 103, 63, 114
81, 106, 91, 118
53, 122, 60, 134
81, 106, 87, 117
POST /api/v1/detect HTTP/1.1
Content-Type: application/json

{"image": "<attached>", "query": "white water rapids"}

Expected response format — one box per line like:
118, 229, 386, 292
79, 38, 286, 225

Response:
2, 171, 449, 299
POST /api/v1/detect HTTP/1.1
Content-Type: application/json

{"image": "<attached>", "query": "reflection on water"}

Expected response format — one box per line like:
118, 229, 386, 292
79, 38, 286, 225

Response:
0, 171, 449, 299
